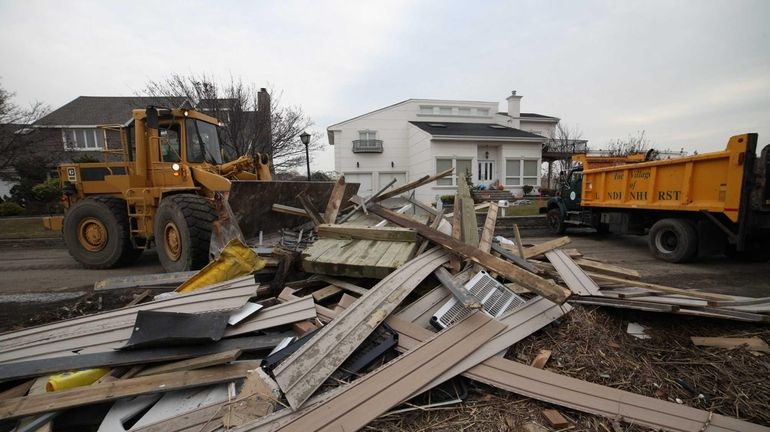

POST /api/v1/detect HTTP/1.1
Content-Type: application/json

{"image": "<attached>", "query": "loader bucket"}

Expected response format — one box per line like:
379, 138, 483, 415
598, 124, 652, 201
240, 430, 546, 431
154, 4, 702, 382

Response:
228, 180, 360, 240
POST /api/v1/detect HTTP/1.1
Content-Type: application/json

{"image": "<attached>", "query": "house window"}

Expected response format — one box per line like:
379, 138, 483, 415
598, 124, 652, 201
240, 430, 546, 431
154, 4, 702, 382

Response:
436, 158, 472, 186
352, 130, 383, 153
359, 130, 376, 141
505, 159, 540, 186
62, 128, 104, 150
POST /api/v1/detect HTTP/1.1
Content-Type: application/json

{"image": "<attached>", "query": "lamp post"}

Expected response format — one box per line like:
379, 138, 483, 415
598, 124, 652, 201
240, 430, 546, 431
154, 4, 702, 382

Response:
300, 131, 311, 181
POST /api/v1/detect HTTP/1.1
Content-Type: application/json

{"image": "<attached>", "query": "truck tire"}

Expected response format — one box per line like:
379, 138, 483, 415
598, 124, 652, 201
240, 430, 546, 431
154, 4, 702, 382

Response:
154, 194, 216, 272
648, 219, 697, 263
547, 208, 567, 234
63, 196, 134, 269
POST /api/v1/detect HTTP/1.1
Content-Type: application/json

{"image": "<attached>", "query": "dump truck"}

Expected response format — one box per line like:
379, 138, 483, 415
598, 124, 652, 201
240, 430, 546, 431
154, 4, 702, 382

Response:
44, 107, 357, 272
545, 133, 770, 262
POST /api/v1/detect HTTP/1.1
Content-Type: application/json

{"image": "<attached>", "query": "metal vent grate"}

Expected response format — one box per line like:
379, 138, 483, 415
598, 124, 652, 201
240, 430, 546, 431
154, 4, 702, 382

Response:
431, 271, 526, 329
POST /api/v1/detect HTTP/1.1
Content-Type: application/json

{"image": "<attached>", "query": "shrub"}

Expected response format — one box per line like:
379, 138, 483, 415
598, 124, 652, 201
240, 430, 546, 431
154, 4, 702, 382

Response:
440, 195, 455, 205
522, 185, 534, 195
0, 201, 24, 216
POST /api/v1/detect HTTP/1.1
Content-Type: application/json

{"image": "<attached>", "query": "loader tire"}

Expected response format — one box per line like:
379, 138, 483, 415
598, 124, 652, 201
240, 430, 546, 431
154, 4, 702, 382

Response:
154, 194, 216, 273
63, 196, 134, 269
547, 208, 567, 234
648, 218, 697, 263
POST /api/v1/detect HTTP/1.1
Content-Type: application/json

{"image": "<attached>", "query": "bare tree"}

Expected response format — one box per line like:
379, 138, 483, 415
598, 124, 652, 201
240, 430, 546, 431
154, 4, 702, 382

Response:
543, 123, 586, 189
139, 74, 322, 172
0, 81, 50, 172
606, 130, 653, 157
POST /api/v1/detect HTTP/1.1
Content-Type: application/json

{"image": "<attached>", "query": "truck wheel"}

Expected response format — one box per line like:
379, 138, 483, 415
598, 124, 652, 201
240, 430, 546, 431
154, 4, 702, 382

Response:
63, 196, 134, 269
547, 208, 567, 234
154, 194, 216, 272
648, 219, 697, 263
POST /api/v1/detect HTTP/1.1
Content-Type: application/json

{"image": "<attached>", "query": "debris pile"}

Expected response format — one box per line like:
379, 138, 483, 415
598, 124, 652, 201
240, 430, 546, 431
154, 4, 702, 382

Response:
0, 171, 768, 432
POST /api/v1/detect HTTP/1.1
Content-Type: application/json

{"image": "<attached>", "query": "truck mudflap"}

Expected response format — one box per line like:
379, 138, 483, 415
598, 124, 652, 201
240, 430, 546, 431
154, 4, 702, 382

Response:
227, 181, 360, 240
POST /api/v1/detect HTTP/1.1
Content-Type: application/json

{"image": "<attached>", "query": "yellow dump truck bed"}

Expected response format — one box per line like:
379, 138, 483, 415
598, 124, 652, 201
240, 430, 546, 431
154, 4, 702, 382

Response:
581, 134, 751, 223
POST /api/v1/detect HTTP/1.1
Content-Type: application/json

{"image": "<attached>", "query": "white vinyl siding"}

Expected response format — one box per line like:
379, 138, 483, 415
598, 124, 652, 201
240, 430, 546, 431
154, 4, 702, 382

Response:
62, 128, 104, 150
437, 158, 472, 186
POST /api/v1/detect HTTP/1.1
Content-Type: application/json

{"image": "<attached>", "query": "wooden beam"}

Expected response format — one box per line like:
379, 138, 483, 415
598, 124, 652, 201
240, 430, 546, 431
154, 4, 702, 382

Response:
434, 267, 481, 309
416, 208, 444, 256
135, 349, 243, 377
502, 236, 571, 259
512, 224, 526, 258
296, 193, 324, 226
311, 285, 343, 302
573, 258, 641, 280
374, 168, 454, 202
316, 275, 368, 296
316, 224, 417, 242
586, 272, 735, 301
323, 176, 346, 224
449, 198, 462, 272
272, 203, 311, 218
477, 203, 499, 254
370, 205, 571, 304
0, 362, 258, 421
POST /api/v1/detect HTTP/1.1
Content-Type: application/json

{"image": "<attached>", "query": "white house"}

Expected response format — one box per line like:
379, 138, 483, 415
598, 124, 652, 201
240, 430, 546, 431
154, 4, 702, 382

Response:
327, 91, 559, 203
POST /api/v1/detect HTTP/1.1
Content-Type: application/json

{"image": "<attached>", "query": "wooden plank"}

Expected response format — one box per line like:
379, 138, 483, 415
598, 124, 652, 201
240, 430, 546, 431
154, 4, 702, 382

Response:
311, 285, 343, 302
224, 296, 317, 337
691, 337, 770, 353
433, 267, 481, 309
475, 202, 499, 271
373, 168, 454, 202
260, 313, 504, 432
512, 224, 526, 258
296, 192, 324, 226
530, 349, 552, 369
273, 248, 450, 410
95, 271, 198, 291
323, 176, 346, 224
449, 198, 462, 272
272, 203, 311, 218
444, 202, 490, 219
460, 197, 479, 246
542, 409, 570, 428
316, 275, 367, 296
316, 224, 417, 242
0, 379, 34, 400
546, 249, 602, 296
416, 208, 445, 256
585, 272, 735, 301
0, 362, 258, 421
370, 204, 570, 304
135, 349, 243, 377
574, 258, 641, 280
502, 236, 571, 259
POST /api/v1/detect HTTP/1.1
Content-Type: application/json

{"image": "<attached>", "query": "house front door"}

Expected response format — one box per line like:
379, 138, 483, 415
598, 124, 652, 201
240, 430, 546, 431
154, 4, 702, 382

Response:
478, 160, 495, 186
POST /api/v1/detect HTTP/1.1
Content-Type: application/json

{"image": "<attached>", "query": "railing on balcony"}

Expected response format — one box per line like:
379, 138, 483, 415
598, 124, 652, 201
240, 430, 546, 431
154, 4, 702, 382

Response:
352, 139, 383, 153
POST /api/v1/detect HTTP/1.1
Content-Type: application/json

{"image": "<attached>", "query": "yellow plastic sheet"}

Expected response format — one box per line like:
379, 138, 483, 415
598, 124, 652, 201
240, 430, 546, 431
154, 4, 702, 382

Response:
176, 239, 266, 293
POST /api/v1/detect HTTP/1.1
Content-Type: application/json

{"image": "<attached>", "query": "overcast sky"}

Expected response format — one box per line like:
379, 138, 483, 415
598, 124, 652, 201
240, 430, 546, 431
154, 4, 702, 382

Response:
1, 0, 768, 171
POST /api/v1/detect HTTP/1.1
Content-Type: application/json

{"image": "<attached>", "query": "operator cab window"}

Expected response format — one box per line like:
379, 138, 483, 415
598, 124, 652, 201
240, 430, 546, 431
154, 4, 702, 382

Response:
186, 119, 223, 164
159, 123, 181, 163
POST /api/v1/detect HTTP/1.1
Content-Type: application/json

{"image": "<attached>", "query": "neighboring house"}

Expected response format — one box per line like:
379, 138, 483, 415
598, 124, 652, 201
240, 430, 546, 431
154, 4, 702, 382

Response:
327, 91, 559, 203
33, 96, 189, 162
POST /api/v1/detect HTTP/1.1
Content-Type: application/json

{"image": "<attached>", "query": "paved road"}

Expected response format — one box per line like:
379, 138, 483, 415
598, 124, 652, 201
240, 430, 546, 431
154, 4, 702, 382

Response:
0, 232, 768, 298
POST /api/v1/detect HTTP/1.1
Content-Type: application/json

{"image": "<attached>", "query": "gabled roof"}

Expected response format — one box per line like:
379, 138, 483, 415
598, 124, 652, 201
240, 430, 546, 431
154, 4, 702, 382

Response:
35, 96, 189, 126
409, 122, 545, 139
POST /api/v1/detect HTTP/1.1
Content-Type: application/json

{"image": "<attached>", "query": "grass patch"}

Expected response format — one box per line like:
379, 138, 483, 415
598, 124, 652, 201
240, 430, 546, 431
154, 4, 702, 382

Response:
0, 217, 61, 239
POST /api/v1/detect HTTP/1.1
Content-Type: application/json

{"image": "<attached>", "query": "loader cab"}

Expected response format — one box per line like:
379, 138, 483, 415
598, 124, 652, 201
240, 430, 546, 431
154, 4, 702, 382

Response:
559, 166, 583, 211
144, 108, 223, 167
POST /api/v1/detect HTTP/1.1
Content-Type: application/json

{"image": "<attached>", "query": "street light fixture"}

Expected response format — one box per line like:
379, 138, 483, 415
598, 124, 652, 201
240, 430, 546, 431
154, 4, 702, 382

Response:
300, 131, 311, 181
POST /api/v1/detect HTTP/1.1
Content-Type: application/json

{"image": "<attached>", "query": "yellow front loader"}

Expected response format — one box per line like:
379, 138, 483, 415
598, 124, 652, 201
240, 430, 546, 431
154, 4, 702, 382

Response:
45, 107, 277, 272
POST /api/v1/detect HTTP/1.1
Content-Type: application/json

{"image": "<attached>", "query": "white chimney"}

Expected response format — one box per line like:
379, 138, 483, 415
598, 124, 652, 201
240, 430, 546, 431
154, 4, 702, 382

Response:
506, 90, 522, 129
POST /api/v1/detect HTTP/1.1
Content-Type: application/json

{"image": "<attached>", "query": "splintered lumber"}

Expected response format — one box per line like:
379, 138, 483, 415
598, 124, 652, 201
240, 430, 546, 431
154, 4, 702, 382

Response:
373, 168, 454, 202
224, 369, 282, 427
433, 267, 481, 309
272, 204, 312, 218
457, 179, 480, 247
272, 248, 450, 410
530, 350, 552, 369
316, 275, 367, 296
316, 224, 417, 242
545, 249, 602, 296
0, 379, 34, 400
243, 313, 504, 432
323, 176, 346, 224
94, 271, 197, 291
691, 337, 770, 353
369, 204, 571, 304
449, 198, 462, 272
573, 258, 641, 280
512, 224, 526, 258
388, 316, 767, 432
503, 236, 571, 259
584, 272, 735, 301
0, 362, 258, 421
416, 208, 444, 256
477, 202, 499, 254
296, 192, 324, 226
